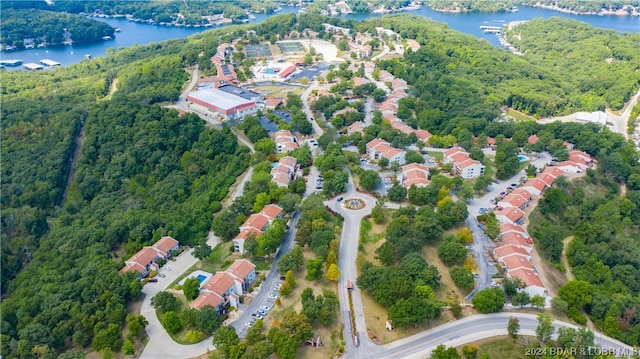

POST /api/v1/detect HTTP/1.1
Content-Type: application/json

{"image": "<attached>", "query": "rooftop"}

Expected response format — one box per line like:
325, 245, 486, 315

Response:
509, 268, 545, 288
188, 87, 254, 111
227, 259, 256, 280
217, 85, 260, 100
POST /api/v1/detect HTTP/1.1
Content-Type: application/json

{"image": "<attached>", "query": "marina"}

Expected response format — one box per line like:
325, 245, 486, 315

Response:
23, 62, 44, 70
0, 59, 22, 67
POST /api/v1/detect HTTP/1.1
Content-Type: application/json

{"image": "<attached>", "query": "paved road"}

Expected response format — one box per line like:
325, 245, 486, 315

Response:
301, 81, 325, 137
376, 312, 635, 359
325, 175, 379, 358
607, 87, 640, 141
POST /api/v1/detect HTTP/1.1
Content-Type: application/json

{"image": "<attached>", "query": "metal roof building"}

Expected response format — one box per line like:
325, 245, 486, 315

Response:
187, 87, 257, 121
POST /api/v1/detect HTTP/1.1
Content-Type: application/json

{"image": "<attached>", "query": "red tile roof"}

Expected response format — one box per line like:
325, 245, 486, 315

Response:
509, 268, 545, 288
272, 173, 291, 186
535, 173, 556, 187
500, 224, 529, 237
497, 207, 525, 223
527, 135, 539, 144
542, 167, 564, 179
153, 236, 179, 254
502, 255, 534, 271
227, 259, 256, 280
279, 66, 296, 78
243, 213, 270, 231
190, 291, 224, 309
444, 147, 467, 157
260, 204, 282, 220
279, 156, 297, 168
202, 272, 238, 296
265, 97, 283, 107
494, 244, 530, 260
511, 188, 533, 201
501, 232, 531, 248
499, 194, 528, 208
523, 178, 546, 192
128, 247, 160, 268
414, 130, 432, 141
235, 228, 262, 240
457, 158, 482, 169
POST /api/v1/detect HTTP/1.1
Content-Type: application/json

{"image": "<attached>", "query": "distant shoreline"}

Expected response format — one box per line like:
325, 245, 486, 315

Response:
427, 3, 640, 16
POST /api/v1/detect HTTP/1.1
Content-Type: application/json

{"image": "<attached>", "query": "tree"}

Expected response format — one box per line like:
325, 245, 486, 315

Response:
431, 344, 462, 359
280, 281, 293, 296
193, 243, 212, 260
531, 294, 545, 309
183, 277, 200, 301
126, 314, 148, 339
438, 238, 469, 266
151, 291, 179, 313
536, 313, 554, 345
471, 287, 506, 313
285, 270, 296, 289
371, 204, 385, 224
558, 280, 593, 309
378, 156, 389, 168
212, 326, 240, 359
326, 263, 340, 281
512, 291, 530, 308
551, 297, 569, 315
462, 344, 478, 359
450, 267, 475, 292
279, 312, 313, 345
387, 183, 407, 202
277, 245, 304, 274
122, 339, 135, 355
508, 316, 520, 339
405, 150, 425, 164
305, 258, 323, 282
359, 170, 381, 191
161, 311, 182, 334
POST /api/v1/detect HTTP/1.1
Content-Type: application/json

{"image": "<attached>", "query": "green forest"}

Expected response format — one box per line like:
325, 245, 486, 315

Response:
0, 9, 114, 47
2, 10, 640, 357
427, 0, 640, 13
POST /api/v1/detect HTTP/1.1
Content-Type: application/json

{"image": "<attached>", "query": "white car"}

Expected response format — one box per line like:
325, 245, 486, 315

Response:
268, 293, 279, 299
260, 306, 271, 311
245, 322, 254, 328
274, 284, 282, 290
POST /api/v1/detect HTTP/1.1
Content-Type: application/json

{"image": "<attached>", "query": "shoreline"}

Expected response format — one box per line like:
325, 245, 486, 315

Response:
426, 3, 639, 16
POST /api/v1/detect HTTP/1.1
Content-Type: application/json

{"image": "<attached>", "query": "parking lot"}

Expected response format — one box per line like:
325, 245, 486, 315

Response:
288, 64, 328, 82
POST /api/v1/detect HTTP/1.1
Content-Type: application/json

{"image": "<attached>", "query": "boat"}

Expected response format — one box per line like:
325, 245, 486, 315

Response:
248, 14, 256, 20
102, 36, 112, 40
511, 6, 519, 12
84, 54, 91, 59
273, 6, 282, 12
114, 27, 122, 32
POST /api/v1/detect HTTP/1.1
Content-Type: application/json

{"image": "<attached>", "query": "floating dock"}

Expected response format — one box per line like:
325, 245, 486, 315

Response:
0, 59, 23, 67
40, 59, 60, 67
480, 25, 502, 34
23, 63, 44, 70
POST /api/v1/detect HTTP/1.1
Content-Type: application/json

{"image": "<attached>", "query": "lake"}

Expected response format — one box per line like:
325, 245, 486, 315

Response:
1, 5, 638, 70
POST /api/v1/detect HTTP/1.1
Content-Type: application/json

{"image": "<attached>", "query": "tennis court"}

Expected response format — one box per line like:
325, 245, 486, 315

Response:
277, 41, 304, 53
245, 44, 272, 58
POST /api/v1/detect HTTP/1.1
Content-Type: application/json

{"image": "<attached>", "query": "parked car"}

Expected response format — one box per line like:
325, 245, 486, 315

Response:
489, 199, 495, 204
337, 197, 344, 202
274, 284, 282, 290
158, 273, 166, 278
510, 183, 518, 187
257, 310, 267, 316
245, 322, 254, 328
147, 278, 158, 283
492, 179, 500, 184
268, 293, 279, 299
260, 306, 271, 311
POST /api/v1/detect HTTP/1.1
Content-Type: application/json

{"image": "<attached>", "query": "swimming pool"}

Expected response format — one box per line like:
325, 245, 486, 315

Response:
518, 155, 528, 162
264, 68, 276, 75
197, 274, 207, 283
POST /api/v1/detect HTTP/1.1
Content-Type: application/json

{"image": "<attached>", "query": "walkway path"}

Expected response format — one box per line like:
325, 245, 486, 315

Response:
561, 236, 575, 281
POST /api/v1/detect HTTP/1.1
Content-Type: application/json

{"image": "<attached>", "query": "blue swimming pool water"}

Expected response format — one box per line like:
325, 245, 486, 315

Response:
264, 68, 276, 75
197, 274, 207, 283
518, 155, 528, 162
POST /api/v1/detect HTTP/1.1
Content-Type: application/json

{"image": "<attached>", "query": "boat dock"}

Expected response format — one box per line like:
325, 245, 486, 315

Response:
23, 63, 44, 70
480, 25, 502, 34
40, 59, 61, 67
0, 59, 23, 67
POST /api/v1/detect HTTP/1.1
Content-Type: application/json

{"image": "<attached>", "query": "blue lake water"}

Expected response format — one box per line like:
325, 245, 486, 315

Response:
1, 5, 638, 70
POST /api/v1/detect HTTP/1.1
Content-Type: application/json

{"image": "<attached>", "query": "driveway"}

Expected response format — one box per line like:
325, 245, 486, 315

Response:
301, 81, 324, 136
465, 152, 551, 299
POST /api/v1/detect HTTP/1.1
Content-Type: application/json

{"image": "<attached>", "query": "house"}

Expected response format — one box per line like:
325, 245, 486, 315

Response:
260, 204, 283, 221
494, 244, 531, 262
542, 167, 564, 179
568, 150, 593, 168
119, 236, 180, 278
391, 79, 408, 91
554, 161, 583, 174
500, 232, 532, 252
352, 77, 368, 87
443, 147, 485, 179
275, 130, 299, 154
322, 23, 350, 35
414, 130, 432, 142
347, 121, 366, 135
233, 227, 263, 253
240, 213, 271, 232
522, 178, 547, 196
227, 259, 256, 292
508, 268, 547, 298
498, 193, 529, 211
510, 189, 533, 202
405, 39, 420, 52
191, 259, 257, 313
527, 135, 539, 144
535, 173, 556, 187
494, 207, 525, 225
500, 223, 529, 237
443, 147, 467, 161
265, 97, 284, 110
501, 255, 534, 272
355, 33, 372, 45
366, 138, 406, 165
272, 172, 292, 187
401, 163, 430, 188
390, 121, 414, 135
378, 70, 394, 82
359, 45, 372, 59
271, 156, 298, 187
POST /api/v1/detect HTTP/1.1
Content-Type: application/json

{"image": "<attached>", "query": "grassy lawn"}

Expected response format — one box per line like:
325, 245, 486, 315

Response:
482, 156, 495, 179
505, 108, 536, 122
253, 85, 303, 98
458, 335, 536, 359
426, 150, 444, 160
266, 247, 343, 359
